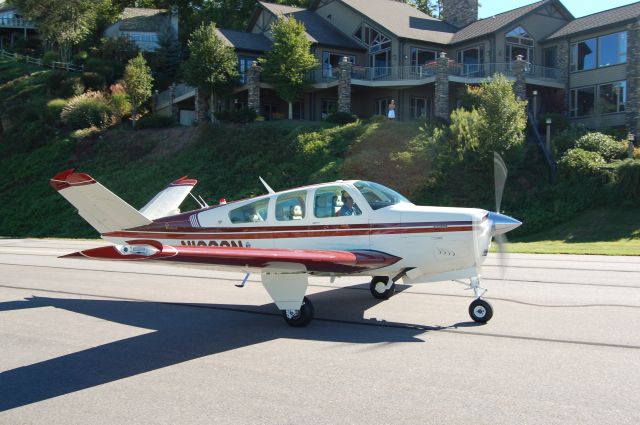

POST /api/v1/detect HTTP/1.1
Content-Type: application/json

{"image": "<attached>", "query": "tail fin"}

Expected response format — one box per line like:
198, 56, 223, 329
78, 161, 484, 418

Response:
139, 176, 198, 220
50, 169, 152, 234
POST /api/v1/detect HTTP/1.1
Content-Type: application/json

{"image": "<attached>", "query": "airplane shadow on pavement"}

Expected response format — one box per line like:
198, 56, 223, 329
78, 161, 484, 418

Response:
0, 285, 480, 411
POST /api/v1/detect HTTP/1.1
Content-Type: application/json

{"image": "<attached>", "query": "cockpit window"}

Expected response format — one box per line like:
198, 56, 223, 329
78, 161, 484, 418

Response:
314, 186, 361, 218
229, 198, 269, 223
353, 181, 411, 210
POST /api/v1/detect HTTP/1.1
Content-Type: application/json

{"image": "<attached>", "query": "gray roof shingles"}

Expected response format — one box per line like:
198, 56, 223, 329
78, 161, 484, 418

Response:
119, 7, 168, 32
217, 29, 273, 53
546, 1, 640, 40
290, 10, 365, 49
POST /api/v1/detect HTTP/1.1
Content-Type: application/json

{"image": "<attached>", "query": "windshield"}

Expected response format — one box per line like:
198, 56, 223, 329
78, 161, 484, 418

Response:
353, 181, 411, 210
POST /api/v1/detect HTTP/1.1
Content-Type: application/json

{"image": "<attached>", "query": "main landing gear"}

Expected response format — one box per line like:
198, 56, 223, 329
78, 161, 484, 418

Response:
370, 276, 395, 299
467, 276, 493, 323
281, 296, 314, 327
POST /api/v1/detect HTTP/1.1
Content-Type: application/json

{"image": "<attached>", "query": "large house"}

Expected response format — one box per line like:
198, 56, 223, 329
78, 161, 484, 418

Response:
0, 1, 36, 48
104, 7, 179, 52
159, 0, 640, 137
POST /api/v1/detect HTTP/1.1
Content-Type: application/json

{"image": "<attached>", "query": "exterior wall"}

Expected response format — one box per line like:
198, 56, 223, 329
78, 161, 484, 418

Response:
250, 10, 277, 37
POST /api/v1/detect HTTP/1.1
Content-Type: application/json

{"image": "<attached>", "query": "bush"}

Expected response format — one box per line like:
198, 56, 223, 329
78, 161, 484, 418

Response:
85, 58, 123, 85
136, 114, 177, 129
575, 132, 627, 161
552, 124, 588, 156
46, 98, 66, 126
449, 107, 480, 153
73, 51, 88, 64
558, 148, 606, 183
110, 92, 131, 120
214, 109, 257, 124
81, 72, 106, 91
538, 112, 569, 134
47, 72, 85, 98
42, 50, 60, 66
61, 91, 114, 130
325, 111, 357, 124
615, 159, 640, 204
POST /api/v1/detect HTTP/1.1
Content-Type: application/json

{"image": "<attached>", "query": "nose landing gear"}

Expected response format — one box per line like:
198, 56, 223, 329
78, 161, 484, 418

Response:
370, 276, 395, 299
467, 276, 492, 323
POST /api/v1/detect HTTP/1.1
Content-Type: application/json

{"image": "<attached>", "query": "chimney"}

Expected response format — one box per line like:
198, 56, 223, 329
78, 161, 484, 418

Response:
442, 0, 478, 29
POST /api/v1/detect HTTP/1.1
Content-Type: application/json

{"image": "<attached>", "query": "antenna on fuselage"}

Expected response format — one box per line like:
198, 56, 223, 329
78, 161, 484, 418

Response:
259, 176, 275, 194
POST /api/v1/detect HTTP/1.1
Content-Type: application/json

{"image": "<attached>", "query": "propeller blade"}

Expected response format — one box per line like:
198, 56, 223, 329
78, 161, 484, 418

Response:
494, 152, 507, 213
494, 233, 509, 280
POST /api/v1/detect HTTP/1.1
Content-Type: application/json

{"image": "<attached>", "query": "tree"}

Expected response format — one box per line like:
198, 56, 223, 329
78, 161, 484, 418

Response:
10, 0, 97, 62
182, 23, 239, 123
260, 15, 318, 120
403, 0, 441, 17
155, 23, 182, 83
124, 53, 154, 128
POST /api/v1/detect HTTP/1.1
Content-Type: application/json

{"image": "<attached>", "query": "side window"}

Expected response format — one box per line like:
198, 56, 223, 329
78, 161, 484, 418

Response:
228, 199, 269, 223
314, 186, 362, 218
275, 190, 307, 221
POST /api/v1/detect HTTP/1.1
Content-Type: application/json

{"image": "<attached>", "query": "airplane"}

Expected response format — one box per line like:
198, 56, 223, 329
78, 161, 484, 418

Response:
50, 154, 521, 327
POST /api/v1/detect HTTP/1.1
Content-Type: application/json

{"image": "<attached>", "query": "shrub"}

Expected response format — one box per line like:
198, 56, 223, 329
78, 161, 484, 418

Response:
85, 58, 123, 85
110, 92, 131, 120
615, 159, 640, 203
325, 111, 357, 124
136, 114, 177, 129
73, 51, 88, 64
61, 91, 114, 130
71, 126, 103, 140
538, 112, 569, 134
46, 98, 66, 126
81, 72, 106, 91
46, 71, 69, 96
42, 50, 60, 66
449, 107, 480, 153
552, 124, 588, 156
558, 148, 606, 182
271, 112, 285, 120
47, 72, 85, 98
575, 132, 627, 161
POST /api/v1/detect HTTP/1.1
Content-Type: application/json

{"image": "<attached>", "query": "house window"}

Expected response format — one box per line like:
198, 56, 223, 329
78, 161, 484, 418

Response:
570, 87, 595, 117
543, 46, 557, 68
410, 97, 432, 119
599, 81, 626, 114
321, 99, 337, 118
239, 55, 257, 85
457, 46, 484, 76
570, 38, 596, 71
121, 31, 158, 51
505, 26, 533, 62
322, 52, 355, 78
374, 98, 390, 116
598, 32, 627, 68
354, 23, 391, 75
410, 48, 436, 66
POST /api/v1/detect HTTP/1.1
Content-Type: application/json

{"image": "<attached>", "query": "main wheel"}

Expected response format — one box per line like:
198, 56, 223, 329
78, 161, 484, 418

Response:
282, 296, 314, 327
370, 276, 395, 300
469, 299, 493, 323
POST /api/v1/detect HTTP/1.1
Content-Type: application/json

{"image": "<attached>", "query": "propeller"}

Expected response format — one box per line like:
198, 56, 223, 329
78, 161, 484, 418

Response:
492, 152, 512, 279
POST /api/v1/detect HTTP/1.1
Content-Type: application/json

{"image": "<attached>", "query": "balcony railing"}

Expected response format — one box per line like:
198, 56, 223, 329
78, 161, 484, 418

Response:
0, 17, 35, 29
307, 65, 438, 83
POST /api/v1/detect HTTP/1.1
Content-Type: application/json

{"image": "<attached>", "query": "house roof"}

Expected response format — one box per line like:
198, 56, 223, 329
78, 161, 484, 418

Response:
332, 0, 457, 45
545, 1, 640, 40
119, 7, 168, 32
259, 2, 305, 15
217, 29, 273, 53
450, 0, 569, 44
0, 1, 15, 12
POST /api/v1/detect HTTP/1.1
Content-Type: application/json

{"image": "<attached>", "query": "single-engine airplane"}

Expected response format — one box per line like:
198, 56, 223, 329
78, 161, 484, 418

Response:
51, 155, 520, 327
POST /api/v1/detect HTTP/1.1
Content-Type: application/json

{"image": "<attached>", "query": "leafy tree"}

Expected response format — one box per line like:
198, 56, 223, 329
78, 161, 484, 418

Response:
182, 22, 239, 122
403, 0, 441, 17
260, 15, 318, 119
124, 53, 154, 128
10, 0, 97, 62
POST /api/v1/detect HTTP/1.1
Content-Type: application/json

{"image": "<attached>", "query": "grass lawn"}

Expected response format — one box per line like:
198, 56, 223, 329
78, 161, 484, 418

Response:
505, 208, 640, 255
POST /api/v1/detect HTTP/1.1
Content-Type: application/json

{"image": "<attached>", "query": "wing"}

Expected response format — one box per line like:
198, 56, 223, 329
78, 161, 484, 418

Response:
139, 176, 198, 220
62, 240, 401, 274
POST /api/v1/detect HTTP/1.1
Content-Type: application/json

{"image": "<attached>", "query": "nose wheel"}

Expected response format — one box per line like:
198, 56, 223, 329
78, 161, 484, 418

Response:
281, 296, 314, 327
370, 276, 395, 299
469, 298, 493, 323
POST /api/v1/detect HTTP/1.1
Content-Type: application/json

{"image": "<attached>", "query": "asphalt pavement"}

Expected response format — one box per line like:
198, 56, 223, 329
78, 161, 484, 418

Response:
0, 238, 638, 424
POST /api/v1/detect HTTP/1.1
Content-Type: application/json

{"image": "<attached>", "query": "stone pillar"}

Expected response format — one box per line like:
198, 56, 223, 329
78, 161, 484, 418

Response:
558, 40, 570, 115
512, 55, 527, 100
338, 56, 352, 113
626, 20, 640, 139
247, 61, 261, 114
435, 52, 450, 121
195, 87, 206, 122
169, 84, 179, 120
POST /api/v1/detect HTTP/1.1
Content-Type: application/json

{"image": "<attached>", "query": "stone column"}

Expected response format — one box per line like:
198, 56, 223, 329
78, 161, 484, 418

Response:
338, 57, 352, 113
195, 87, 206, 123
171, 85, 180, 120
626, 20, 640, 139
435, 52, 450, 121
512, 55, 527, 100
558, 40, 570, 115
247, 61, 261, 114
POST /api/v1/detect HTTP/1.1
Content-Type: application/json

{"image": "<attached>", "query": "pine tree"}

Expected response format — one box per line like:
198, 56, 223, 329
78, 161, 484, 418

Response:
156, 23, 182, 83
124, 53, 154, 128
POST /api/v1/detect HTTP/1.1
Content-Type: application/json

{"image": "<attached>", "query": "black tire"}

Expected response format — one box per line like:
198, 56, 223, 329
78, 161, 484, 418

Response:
282, 296, 314, 327
370, 276, 395, 300
469, 299, 493, 323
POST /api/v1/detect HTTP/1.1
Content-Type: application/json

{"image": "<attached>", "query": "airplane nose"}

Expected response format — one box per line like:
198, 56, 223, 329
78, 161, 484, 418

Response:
488, 212, 522, 235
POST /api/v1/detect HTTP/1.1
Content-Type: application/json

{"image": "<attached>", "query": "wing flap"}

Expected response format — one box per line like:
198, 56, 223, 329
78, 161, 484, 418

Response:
62, 241, 401, 273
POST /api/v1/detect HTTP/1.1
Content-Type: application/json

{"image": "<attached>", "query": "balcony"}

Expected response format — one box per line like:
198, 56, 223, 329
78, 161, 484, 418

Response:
307, 62, 563, 87
0, 17, 35, 29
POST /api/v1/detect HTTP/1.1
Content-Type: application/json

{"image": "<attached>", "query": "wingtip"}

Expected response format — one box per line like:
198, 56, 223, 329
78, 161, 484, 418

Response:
50, 169, 96, 191
170, 176, 198, 187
